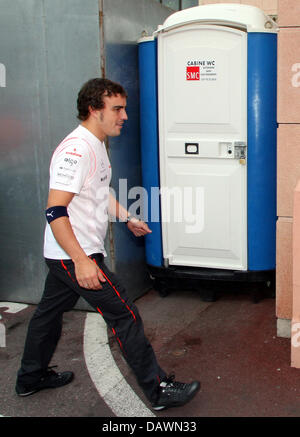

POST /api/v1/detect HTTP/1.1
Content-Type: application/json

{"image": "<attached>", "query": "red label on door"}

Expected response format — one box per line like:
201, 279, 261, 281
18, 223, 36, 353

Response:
186, 66, 200, 81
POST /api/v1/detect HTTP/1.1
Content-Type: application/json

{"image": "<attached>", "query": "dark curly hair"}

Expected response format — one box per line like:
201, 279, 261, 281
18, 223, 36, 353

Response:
77, 78, 127, 121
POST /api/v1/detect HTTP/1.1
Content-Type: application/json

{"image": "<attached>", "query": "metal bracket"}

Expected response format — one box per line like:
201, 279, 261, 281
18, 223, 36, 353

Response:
234, 142, 247, 159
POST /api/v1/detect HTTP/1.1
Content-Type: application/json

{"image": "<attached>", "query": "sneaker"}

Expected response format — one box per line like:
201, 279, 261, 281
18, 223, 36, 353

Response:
15, 366, 74, 397
152, 374, 200, 411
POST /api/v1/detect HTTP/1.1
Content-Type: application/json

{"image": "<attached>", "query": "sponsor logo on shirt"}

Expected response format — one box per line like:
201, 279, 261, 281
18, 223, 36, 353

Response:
59, 166, 76, 173
66, 148, 82, 158
64, 157, 78, 166
57, 172, 75, 180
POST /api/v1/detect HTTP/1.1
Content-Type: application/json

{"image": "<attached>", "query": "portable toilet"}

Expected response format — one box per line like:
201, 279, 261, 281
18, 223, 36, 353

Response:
138, 4, 278, 298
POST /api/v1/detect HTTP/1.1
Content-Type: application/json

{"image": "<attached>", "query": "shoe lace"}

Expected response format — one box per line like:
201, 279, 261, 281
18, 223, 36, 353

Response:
163, 373, 187, 391
42, 365, 58, 378
164, 373, 175, 384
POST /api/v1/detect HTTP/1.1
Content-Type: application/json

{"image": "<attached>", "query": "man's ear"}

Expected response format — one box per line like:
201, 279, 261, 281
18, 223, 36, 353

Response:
88, 105, 99, 118
88, 105, 104, 122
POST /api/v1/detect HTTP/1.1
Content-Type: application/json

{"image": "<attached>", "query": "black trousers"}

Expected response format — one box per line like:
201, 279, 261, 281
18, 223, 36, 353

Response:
17, 253, 166, 403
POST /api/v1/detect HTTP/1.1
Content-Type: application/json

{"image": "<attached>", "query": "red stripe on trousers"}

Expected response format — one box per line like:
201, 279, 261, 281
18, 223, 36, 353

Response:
96, 307, 103, 316
92, 258, 137, 322
112, 327, 125, 353
61, 260, 75, 282
97, 306, 125, 354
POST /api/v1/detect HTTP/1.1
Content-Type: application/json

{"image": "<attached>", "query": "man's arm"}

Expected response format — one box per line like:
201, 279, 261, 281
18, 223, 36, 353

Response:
47, 189, 106, 290
108, 192, 152, 237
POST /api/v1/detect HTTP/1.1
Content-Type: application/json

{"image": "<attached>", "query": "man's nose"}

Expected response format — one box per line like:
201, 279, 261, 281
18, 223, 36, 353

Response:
122, 109, 128, 120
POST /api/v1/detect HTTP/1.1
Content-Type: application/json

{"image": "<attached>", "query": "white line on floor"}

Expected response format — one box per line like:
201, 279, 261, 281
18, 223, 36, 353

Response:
0, 302, 28, 314
83, 312, 155, 417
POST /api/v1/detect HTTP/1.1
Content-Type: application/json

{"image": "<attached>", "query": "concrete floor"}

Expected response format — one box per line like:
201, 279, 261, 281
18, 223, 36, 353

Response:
0, 285, 299, 418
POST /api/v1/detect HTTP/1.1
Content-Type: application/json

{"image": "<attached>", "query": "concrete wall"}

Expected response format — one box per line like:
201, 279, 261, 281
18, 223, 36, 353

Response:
0, 0, 102, 308
0, 0, 172, 308
292, 182, 300, 367
276, 0, 300, 338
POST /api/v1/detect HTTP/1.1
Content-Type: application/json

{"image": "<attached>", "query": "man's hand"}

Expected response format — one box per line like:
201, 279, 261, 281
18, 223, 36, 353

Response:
127, 217, 152, 237
74, 256, 106, 290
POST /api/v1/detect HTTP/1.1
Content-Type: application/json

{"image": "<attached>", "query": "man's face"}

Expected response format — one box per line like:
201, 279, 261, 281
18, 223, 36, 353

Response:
97, 94, 128, 139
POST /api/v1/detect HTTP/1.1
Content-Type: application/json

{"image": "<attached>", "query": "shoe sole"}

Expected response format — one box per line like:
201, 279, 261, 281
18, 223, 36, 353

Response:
16, 373, 74, 397
152, 405, 166, 411
152, 382, 201, 411
16, 389, 38, 397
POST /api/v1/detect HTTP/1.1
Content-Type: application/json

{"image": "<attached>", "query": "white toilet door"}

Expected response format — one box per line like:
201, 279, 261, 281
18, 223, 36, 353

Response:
158, 24, 247, 270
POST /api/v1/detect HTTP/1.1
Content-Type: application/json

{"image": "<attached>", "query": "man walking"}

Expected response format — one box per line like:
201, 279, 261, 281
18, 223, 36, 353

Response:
15, 78, 200, 411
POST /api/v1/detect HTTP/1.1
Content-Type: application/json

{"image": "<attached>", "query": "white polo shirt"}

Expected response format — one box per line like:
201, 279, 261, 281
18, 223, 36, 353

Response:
43, 125, 112, 259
